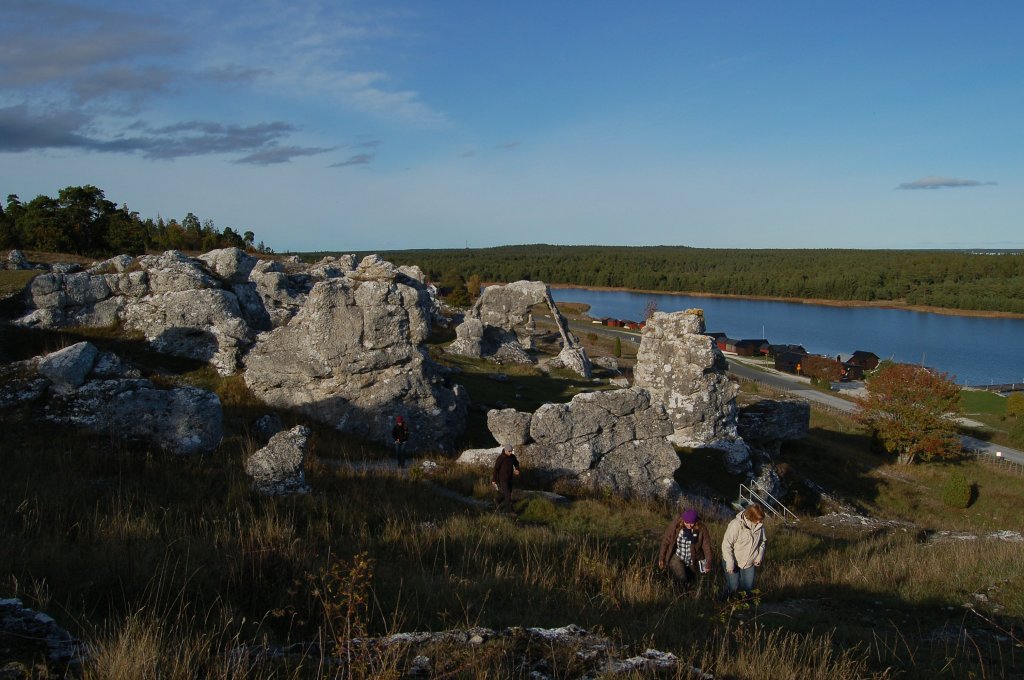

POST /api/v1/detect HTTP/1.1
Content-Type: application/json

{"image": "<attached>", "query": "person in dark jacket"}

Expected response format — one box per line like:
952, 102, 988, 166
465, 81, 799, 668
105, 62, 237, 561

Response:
491, 445, 521, 514
392, 415, 409, 468
658, 508, 714, 593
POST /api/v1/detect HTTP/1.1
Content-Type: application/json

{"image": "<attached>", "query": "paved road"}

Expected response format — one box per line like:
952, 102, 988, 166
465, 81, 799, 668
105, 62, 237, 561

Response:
727, 356, 1024, 466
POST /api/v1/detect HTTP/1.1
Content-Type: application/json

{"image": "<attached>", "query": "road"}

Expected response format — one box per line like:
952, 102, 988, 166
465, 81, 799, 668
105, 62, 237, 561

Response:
727, 355, 1024, 466
554, 315, 1024, 467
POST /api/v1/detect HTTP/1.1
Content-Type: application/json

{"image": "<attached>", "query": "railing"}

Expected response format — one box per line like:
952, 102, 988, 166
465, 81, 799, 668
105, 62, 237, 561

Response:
972, 450, 1024, 477
738, 481, 800, 523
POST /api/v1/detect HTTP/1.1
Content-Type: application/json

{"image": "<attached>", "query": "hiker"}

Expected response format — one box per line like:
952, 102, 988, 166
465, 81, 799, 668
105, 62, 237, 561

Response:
721, 503, 767, 597
392, 415, 409, 468
491, 445, 521, 514
658, 507, 714, 593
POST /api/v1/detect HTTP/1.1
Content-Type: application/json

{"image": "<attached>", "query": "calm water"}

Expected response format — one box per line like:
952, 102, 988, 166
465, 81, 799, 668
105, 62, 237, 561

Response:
550, 287, 1024, 387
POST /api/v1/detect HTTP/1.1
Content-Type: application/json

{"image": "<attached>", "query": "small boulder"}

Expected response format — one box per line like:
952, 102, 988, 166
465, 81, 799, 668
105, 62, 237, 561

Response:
244, 425, 312, 495
37, 342, 98, 393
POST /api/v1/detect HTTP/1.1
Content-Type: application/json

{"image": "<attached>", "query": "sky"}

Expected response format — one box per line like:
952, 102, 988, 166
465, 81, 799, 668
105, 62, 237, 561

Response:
2, 1, 1022, 253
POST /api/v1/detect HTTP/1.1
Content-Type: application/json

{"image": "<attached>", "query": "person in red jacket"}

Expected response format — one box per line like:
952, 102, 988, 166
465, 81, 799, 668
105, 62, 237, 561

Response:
658, 508, 714, 593
491, 445, 521, 514
392, 415, 409, 468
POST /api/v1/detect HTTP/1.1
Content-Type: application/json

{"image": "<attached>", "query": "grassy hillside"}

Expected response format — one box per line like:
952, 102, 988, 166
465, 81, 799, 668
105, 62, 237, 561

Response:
1, 302, 1022, 677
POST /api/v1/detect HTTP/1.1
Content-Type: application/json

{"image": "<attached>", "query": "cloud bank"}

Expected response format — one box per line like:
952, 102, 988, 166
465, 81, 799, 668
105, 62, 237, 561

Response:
897, 176, 996, 190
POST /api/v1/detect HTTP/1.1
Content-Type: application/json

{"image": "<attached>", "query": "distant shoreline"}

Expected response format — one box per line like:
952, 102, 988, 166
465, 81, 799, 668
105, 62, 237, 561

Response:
545, 283, 1024, 320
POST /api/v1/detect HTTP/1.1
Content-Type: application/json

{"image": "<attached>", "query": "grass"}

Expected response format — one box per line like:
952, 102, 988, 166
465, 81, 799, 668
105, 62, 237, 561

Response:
2, 318, 1023, 677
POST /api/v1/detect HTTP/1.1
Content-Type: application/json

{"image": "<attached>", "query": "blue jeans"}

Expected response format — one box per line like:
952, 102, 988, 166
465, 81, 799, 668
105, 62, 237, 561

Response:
723, 562, 757, 594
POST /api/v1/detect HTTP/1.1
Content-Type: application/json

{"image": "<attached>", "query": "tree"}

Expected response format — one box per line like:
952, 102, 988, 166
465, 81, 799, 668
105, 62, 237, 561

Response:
466, 273, 482, 300
1007, 392, 1024, 419
440, 270, 471, 307
855, 363, 962, 464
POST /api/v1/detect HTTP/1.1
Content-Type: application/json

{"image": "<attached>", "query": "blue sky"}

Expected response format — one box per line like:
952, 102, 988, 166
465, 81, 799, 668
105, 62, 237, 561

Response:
2, 1, 1022, 252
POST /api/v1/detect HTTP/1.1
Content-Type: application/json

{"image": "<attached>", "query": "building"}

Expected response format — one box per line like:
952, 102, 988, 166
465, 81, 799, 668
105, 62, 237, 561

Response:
847, 350, 880, 371
734, 339, 769, 356
774, 350, 807, 374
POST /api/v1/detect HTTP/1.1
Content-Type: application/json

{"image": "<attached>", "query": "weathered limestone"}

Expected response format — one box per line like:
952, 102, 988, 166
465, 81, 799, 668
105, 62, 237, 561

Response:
0, 598, 81, 669
461, 387, 680, 499
633, 309, 751, 473
448, 280, 591, 378
738, 398, 810, 445
36, 341, 98, 393
0, 343, 225, 454
244, 425, 312, 495
17, 250, 257, 374
243, 256, 467, 452
45, 378, 223, 455
738, 398, 811, 499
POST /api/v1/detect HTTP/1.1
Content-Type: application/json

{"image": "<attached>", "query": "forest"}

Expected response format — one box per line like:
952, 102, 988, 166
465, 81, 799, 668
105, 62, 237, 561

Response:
334, 244, 1024, 315
0, 185, 269, 257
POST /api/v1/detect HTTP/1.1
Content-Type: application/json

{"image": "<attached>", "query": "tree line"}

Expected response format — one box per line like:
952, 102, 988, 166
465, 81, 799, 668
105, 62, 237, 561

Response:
331, 244, 1024, 315
0, 185, 270, 257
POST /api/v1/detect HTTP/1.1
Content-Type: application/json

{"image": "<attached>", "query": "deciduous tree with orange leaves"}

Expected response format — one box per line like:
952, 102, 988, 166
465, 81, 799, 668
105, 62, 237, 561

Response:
855, 363, 962, 464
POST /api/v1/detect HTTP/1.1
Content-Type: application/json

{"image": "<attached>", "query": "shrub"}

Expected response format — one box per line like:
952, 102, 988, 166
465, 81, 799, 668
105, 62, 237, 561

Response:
613, 337, 622, 358
941, 471, 972, 509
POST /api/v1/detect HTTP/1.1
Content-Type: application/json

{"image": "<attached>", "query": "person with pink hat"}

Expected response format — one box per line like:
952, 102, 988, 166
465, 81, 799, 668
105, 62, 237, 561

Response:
658, 507, 714, 593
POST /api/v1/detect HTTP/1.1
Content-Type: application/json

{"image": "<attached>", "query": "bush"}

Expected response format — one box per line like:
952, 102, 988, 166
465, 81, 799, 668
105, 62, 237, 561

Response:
941, 471, 972, 509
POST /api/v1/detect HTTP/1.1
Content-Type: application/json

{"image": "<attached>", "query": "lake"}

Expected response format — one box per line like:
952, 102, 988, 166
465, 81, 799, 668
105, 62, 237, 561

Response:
549, 287, 1024, 388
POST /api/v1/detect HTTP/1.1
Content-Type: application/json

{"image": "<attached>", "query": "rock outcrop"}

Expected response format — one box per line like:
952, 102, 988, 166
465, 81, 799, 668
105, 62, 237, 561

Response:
243, 256, 467, 452
633, 309, 751, 473
17, 250, 255, 374
0, 598, 81, 670
461, 387, 680, 499
244, 425, 312, 495
2, 342, 223, 455
738, 399, 811, 499
448, 280, 591, 378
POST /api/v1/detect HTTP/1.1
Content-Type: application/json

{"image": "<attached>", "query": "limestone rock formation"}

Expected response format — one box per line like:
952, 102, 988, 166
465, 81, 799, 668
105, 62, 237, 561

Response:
243, 256, 467, 452
36, 341, 98, 393
633, 309, 751, 473
244, 425, 312, 495
463, 387, 680, 499
45, 378, 223, 455
737, 398, 810, 446
738, 398, 811, 499
17, 250, 257, 374
3, 342, 224, 455
448, 280, 591, 378
0, 598, 81, 670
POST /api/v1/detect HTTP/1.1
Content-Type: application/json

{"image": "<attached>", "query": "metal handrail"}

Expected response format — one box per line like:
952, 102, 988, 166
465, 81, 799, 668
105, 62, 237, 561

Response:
738, 482, 799, 523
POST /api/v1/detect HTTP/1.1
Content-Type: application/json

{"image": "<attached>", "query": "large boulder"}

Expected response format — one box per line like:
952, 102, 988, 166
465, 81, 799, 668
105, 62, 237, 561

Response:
122, 288, 253, 374
244, 425, 312, 495
243, 260, 467, 452
10, 343, 225, 455
45, 378, 223, 455
36, 341, 99, 393
738, 399, 810, 443
448, 280, 591, 378
198, 247, 257, 283
16, 250, 259, 375
633, 309, 751, 474
465, 388, 680, 499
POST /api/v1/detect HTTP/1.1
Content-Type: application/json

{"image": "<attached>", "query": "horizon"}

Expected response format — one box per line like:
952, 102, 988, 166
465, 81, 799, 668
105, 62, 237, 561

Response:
2, 1, 1022, 252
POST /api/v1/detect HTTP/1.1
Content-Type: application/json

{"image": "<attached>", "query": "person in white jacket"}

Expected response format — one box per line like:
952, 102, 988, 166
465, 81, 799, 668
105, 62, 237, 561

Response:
721, 503, 767, 596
